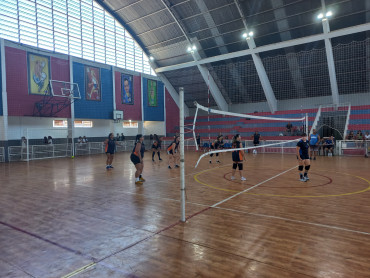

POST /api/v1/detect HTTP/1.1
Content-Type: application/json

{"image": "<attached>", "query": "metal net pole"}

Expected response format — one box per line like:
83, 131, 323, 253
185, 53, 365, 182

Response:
179, 87, 186, 222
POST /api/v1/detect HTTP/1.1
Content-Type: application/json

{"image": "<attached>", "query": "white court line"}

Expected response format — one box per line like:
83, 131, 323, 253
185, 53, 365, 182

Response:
211, 165, 297, 207
215, 207, 370, 236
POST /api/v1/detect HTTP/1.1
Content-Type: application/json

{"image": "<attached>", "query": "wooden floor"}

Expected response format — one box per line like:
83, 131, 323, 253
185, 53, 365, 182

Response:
1, 151, 370, 278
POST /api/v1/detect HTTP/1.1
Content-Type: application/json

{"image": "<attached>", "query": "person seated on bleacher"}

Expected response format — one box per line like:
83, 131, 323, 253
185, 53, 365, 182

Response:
323, 136, 335, 156
78, 136, 83, 146
365, 131, 370, 141
346, 130, 354, 140
43, 136, 48, 144
82, 136, 88, 143
356, 130, 364, 148
286, 122, 293, 135
121, 133, 125, 141
47, 136, 53, 145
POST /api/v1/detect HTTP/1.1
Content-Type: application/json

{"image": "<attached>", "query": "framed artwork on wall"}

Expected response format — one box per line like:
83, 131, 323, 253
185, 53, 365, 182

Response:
147, 79, 157, 107
85, 66, 101, 101
122, 73, 134, 105
27, 53, 51, 95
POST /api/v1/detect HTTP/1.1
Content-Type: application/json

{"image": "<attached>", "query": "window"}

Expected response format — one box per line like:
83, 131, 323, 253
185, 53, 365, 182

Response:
0, 0, 155, 76
123, 121, 138, 128
53, 120, 93, 128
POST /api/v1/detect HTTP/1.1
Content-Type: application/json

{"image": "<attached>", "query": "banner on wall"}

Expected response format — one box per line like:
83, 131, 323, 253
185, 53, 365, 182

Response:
85, 66, 101, 101
122, 73, 134, 105
28, 53, 51, 95
148, 79, 157, 107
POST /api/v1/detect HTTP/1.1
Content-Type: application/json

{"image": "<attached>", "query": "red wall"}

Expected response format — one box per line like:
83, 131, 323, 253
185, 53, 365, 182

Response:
165, 88, 179, 134
115, 72, 142, 121
6, 46, 70, 117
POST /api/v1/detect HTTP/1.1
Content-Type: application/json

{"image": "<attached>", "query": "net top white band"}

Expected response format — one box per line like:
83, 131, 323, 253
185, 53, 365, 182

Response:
194, 102, 306, 122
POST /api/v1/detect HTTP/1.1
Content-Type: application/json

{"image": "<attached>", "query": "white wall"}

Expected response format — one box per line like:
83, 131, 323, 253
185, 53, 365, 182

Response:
143, 121, 165, 136
7, 116, 114, 140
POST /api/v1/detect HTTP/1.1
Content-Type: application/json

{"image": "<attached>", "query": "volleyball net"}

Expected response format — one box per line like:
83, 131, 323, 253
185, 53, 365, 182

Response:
192, 101, 310, 168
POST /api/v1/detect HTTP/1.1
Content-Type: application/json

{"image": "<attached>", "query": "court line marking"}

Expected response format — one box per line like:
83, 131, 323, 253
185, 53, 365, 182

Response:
61, 262, 96, 278
195, 167, 370, 198
210, 166, 297, 207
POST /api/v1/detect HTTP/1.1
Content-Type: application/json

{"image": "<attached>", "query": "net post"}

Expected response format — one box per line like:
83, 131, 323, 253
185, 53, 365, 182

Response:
69, 56, 75, 157
179, 87, 186, 222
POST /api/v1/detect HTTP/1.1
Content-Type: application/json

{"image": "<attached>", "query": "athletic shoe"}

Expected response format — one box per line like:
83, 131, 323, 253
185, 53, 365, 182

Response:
109, 165, 114, 169
241, 177, 246, 181
135, 180, 143, 185
209, 161, 212, 164
159, 158, 162, 161
168, 166, 172, 169
300, 177, 306, 182
216, 160, 220, 163
175, 165, 179, 168
253, 150, 257, 154
106, 165, 110, 169
140, 177, 146, 182
231, 176, 236, 180
304, 175, 309, 181
152, 158, 155, 161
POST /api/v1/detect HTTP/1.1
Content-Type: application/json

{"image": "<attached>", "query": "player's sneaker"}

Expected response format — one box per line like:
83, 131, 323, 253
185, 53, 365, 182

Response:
253, 149, 257, 155
216, 160, 220, 163
168, 166, 172, 169
106, 165, 110, 169
159, 158, 162, 161
135, 180, 143, 185
175, 165, 179, 168
304, 175, 309, 181
152, 158, 155, 161
209, 160, 212, 164
109, 165, 114, 169
231, 176, 236, 180
300, 177, 306, 182
241, 177, 246, 181
139, 177, 146, 182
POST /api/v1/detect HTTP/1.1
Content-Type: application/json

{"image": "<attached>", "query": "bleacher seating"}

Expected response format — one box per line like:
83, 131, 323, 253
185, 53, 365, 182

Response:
347, 105, 370, 134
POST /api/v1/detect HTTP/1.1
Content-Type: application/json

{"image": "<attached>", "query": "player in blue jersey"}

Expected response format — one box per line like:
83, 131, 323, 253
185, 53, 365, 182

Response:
296, 133, 311, 182
308, 129, 320, 160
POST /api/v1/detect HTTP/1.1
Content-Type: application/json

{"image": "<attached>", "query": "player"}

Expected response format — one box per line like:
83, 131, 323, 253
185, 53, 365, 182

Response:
209, 135, 223, 163
104, 133, 118, 169
231, 134, 246, 181
309, 129, 320, 160
252, 131, 262, 154
130, 134, 146, 185
167, 136, 179, 169
152, 134, 162, 161
296, 132, 311, 182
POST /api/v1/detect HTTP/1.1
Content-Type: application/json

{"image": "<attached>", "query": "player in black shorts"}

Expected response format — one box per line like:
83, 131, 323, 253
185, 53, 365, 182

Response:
104, 133, 118, 169
130, 134, 146, 185
251, 131, 262, 154
167, 136, 179, 169
209, 135, 223, 163
231, 134, 246, 181
152, 134, 162, 161
296, 132, 311, 182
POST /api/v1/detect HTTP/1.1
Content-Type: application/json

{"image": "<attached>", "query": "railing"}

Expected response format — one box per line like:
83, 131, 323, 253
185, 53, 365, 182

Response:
0, 147, 4, 162
7, 141, 137, 162
338, 140, 369, 156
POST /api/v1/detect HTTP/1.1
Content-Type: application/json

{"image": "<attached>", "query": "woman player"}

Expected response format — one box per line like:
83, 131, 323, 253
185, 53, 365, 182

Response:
167, 136, 179, 169
209, 135, 223, 163
130, 134, 146, 185
104, 133, 118, 169
152, 134, 162, 161
231, 134, 246, 181
296, 132, 311, 182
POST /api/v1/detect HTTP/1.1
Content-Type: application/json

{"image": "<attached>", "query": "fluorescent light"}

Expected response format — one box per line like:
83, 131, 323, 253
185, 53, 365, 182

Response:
192, 45, 197, 51
242, 32, 248, 38
149, 56, 154, 61
317, 13, 324, 19
248, 31, 254, 37
326, 11, 333, 17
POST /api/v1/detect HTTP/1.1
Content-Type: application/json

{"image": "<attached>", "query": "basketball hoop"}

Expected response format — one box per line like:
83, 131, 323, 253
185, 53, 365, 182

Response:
113, 110, 123, 123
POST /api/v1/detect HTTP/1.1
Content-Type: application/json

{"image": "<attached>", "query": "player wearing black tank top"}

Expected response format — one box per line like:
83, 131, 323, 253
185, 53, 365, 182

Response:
130, 134, 146, 185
